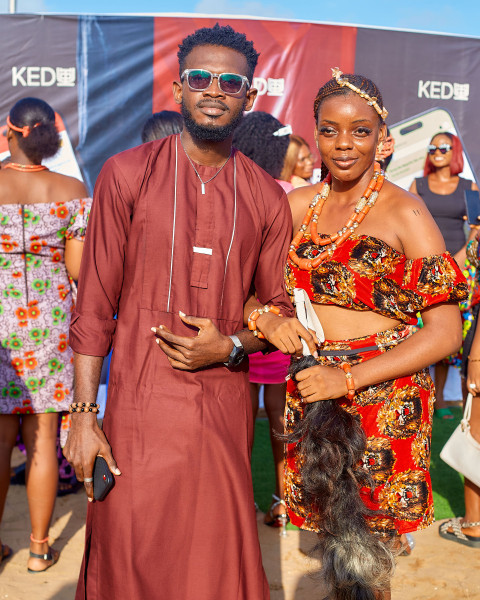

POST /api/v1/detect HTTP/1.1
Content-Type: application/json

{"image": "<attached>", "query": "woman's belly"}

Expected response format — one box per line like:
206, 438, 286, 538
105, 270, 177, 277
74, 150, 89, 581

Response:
313, 303, 402, 341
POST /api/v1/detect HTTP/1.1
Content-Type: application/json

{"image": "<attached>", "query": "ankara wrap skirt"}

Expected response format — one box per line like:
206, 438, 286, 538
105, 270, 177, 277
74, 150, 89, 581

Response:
284, 324, 435, 537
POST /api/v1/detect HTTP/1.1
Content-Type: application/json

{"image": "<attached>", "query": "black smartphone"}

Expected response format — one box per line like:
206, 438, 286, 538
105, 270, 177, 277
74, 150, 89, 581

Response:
465, 190, 480, 226
93, 456, 115, 501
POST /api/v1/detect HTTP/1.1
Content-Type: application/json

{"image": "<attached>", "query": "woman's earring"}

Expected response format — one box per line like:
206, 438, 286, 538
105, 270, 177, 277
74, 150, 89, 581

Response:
375, 141, 384, 161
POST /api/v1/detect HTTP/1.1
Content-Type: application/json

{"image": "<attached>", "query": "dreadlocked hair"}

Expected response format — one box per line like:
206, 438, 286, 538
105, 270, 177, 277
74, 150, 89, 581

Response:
286, 356, 396, 600
178, 23, 259, 83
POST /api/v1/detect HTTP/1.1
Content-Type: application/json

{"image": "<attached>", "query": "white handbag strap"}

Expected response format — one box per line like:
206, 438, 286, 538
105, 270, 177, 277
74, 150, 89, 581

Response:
463, 393, 473, 423
293, 288, 325, 356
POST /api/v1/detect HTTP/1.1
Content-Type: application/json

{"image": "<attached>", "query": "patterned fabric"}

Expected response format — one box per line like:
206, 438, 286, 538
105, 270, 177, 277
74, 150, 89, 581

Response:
444, 258, 476, 367
285, 325, 435, 536
284, 233, 468, 536
0, 199, 91, 432
467, 236, 480, 308
285, 233, 468, 325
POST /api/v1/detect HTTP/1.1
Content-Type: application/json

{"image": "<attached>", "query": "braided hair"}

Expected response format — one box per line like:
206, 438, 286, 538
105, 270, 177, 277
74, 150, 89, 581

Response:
313, 74, 385, 179
9, 97, 60, 164
313, 74, 385, 123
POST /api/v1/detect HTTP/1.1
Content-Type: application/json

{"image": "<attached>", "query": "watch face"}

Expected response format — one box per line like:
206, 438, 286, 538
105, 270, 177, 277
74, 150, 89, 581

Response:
230, 345, 245, 367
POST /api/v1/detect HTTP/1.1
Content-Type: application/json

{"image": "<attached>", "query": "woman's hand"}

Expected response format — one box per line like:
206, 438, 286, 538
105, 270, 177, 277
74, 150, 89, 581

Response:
295, 364, 348, 403
256, 312, 318, 356
467, 361, 480, 397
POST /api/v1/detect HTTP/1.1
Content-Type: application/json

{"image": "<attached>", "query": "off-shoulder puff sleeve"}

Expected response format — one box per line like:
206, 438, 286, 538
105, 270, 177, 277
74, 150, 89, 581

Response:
466, 235, 480, 268
402, 252, 468, 311
65, 198, 92, 241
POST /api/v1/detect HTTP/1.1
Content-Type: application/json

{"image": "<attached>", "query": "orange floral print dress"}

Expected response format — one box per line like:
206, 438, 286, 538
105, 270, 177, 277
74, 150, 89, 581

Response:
0, 199, 91, 443
284, 233, 468, 536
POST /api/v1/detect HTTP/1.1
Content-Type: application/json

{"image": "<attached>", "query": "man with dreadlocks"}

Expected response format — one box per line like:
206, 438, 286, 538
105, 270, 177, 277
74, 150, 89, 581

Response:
64, 24, 309, 600
251, 69, 468, 599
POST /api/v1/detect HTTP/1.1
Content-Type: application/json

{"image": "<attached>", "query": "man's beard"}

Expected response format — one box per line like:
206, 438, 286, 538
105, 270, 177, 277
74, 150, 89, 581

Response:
181, 102, 245, 142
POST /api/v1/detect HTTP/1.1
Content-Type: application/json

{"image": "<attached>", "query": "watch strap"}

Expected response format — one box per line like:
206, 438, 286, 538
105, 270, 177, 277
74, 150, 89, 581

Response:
224, 334, 245, 367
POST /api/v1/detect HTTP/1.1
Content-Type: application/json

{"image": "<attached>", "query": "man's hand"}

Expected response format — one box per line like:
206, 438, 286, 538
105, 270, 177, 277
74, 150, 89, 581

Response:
63, 415, 121, 502
151, 311, 233, 370
295, 364, 348, 403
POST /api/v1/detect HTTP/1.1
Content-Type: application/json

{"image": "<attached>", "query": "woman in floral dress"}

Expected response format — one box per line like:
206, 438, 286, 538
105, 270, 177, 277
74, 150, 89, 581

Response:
0, 98, 90, 571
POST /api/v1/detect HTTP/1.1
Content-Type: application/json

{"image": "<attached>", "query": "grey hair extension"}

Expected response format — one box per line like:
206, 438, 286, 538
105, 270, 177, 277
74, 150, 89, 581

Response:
286, 356, 396, 599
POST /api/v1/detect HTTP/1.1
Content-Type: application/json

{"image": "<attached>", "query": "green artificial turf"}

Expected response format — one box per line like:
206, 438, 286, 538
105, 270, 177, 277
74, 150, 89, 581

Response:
430, 406, 465, 520
251, 406, 465, 524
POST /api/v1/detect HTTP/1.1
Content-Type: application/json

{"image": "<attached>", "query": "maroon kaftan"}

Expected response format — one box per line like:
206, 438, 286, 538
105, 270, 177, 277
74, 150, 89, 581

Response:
69, 135, 293, 600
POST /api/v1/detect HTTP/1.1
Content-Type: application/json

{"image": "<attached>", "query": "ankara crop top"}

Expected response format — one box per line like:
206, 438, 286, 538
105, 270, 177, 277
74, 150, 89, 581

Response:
284, 233, 468, 325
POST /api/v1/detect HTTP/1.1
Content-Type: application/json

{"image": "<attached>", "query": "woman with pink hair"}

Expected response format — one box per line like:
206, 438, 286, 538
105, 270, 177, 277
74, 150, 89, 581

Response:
410, 132, 479, 419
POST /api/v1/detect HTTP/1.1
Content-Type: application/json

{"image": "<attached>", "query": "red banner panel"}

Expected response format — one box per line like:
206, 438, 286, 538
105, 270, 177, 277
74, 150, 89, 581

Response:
153, 17, 357, 151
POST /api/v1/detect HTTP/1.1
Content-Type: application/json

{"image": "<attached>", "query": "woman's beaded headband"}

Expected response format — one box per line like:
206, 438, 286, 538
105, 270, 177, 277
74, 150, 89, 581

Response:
331, 67, 388, 120
7, 115, 42, 138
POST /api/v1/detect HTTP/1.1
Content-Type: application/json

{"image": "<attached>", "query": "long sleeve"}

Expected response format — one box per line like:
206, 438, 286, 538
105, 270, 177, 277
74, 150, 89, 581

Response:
254, 188, 294, 318
69, 157, 133, 356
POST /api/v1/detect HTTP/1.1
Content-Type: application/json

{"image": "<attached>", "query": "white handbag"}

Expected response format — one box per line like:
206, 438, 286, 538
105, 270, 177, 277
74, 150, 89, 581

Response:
440, 393, 480, 488
292, 288, 325, 356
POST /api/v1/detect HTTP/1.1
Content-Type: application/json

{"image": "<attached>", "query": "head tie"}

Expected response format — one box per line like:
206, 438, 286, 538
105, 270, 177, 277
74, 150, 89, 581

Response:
331, 67, 388, 120
272, 124, 293, 137
6, 115, 42, 138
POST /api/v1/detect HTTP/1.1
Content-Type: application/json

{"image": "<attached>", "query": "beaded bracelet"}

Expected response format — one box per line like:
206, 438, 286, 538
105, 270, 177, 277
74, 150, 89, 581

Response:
69, 402, 99, 414
247, 304, 282, 339
468, 356, 480, 362
341, 362, 356, 400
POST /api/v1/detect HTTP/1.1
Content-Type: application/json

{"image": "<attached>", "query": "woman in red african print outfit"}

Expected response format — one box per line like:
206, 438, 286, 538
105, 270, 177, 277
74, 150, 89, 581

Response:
246, 73, 467, 600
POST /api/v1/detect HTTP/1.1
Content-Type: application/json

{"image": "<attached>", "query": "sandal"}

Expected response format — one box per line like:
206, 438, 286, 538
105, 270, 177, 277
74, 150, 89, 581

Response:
264, 494, 289, 536
27, 548, 59, 573
439, 518, 480, 548
10, 463, 26, 485
400, 533, 416, 556
0, 544, 12, 565
57, 479, 83, 497
434, 407, 454, 420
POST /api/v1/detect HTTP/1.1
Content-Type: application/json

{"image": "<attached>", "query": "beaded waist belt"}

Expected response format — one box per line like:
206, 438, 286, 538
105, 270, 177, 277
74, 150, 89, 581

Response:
317, 345, 379, 357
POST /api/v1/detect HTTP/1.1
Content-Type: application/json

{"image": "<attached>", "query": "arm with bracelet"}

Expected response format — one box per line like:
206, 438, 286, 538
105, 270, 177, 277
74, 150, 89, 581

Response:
63, 354, 121, 502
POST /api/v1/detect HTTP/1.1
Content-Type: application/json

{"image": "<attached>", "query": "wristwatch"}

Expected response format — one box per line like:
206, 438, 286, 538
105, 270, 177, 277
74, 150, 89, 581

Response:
224, 334, 245, 367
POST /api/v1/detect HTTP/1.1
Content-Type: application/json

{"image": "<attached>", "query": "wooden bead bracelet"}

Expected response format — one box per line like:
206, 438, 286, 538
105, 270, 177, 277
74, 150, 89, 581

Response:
468, 356, 480, 362
69, 402, 99, 414
247, 304, 282, 339
341, 362, 356, 400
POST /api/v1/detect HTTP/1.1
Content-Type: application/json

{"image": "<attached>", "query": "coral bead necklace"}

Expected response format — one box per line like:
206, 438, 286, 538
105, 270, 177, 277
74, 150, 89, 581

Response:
289, 162, 385, 271
4, 162, 48, 172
